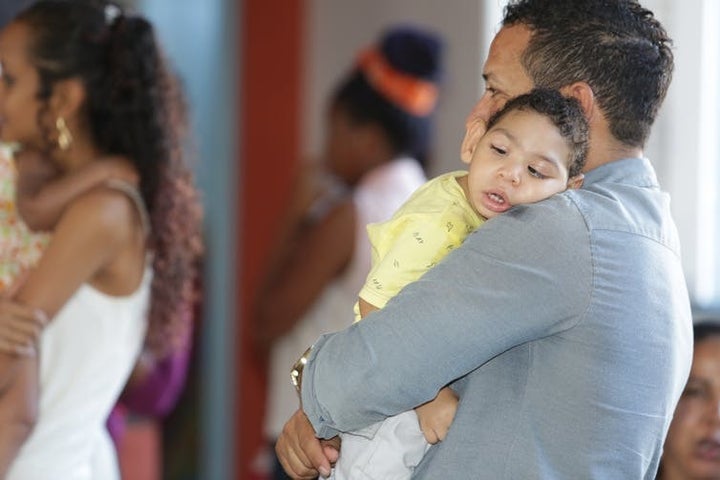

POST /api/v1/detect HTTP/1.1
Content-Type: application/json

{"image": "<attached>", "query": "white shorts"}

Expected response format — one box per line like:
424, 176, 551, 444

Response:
328, 410, 430, 480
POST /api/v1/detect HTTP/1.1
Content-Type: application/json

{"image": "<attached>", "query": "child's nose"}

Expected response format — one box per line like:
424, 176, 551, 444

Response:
498, 163, 521, 185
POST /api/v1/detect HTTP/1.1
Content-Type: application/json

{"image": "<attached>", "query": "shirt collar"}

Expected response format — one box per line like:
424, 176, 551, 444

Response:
582, 157, 659, 189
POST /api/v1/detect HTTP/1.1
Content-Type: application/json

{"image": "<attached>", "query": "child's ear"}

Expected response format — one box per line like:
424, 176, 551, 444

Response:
567, 173, 584, 190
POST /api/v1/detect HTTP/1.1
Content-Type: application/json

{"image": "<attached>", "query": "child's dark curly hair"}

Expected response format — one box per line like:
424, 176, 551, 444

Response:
17, 0, 203, 357
486, 88, 589, 178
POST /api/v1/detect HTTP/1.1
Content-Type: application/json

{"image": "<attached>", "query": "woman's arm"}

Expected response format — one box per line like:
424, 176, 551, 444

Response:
0, 187, 139, 467
0, 358, 37, 477
254, 174, 356, 350
13, 187, 138, 317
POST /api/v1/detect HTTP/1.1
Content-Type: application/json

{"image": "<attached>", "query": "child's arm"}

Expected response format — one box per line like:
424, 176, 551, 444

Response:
15, 152, 138, 231
13, 151, 58, 231
414, 386, 458, 444
357, 297, 379, 318
358, 296, 459, 445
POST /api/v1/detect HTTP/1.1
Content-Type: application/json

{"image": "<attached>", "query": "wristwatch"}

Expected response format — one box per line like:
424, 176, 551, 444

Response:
291, 345, 313, 396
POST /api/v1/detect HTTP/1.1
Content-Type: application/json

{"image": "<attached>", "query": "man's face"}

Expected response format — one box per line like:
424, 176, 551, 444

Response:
476, 24, 535, 122
460, 24, 534, 164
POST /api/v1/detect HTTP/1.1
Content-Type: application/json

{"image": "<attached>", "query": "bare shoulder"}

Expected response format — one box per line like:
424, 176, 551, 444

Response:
57, 185, 140, 243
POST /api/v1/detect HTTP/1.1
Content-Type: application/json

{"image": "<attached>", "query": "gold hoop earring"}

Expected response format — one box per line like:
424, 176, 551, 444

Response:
56, 117, 73, 151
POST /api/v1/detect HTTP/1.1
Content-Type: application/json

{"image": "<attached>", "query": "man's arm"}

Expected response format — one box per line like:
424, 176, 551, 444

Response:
300, 195, 593, 438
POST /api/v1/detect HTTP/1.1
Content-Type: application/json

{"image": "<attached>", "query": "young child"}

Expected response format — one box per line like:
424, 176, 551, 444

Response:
0, 144, 135, 297
0, 145, 48, 293
332, 88, 589, 479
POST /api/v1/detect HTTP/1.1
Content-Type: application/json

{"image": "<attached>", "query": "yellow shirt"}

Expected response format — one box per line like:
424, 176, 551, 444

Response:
0, 147, 50, 292
356, 171, 484, 319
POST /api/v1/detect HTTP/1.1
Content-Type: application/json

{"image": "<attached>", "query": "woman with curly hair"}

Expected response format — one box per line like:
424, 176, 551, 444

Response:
0, 0, 202, 478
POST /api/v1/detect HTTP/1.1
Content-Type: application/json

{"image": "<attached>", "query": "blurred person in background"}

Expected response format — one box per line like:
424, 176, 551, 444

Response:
254, 25, 444, 480
657, 319, 720, 480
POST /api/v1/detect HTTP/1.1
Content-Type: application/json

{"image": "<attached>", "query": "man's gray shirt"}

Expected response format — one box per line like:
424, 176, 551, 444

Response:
300, 158, 693, 479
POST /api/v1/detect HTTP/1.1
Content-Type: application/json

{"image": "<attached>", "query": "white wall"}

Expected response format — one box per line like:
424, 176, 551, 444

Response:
303, 0, 494, 177
644, 0, 718, 305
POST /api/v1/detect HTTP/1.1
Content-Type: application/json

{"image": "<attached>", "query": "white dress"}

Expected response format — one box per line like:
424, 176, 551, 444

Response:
6, 183, 151, 480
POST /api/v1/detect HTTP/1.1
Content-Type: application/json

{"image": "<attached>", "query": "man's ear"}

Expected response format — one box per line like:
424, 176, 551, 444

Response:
48, 78, 86, 121
561, 82, 595, 121
567, 173, 584, 190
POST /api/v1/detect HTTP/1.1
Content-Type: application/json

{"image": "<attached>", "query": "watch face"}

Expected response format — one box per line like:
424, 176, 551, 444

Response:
291, 346, 313, 394
291, 367, 301, 388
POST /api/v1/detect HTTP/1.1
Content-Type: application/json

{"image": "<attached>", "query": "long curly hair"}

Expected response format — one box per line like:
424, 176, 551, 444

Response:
16, 0, 203, 357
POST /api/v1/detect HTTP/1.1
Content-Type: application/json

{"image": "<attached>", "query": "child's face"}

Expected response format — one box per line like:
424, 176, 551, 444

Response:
0, 22, 43, 149
466, 109, 578, 219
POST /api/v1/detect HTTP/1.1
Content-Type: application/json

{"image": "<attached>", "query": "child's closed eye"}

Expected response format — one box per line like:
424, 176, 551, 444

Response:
528, 166, 548, 179
490, 145, 506, 155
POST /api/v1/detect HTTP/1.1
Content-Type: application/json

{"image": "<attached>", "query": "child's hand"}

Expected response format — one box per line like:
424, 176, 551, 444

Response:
414, 386, 459, 444
0, 298, 48, 357
96, 156, 139, 185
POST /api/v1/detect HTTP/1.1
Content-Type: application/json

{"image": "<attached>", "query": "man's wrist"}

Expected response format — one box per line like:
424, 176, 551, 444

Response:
291, 345, 313, 397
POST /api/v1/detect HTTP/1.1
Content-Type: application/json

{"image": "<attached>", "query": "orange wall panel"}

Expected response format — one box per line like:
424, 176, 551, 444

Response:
238, 0, 305, 478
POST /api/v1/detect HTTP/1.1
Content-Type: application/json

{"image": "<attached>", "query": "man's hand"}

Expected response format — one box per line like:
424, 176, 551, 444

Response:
276, 409, 339, 479
414, 387, 459, 444
460, 100, 488, 164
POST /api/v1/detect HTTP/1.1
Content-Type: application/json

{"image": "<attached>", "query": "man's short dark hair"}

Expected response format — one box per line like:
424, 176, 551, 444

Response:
503, 0, 673, 148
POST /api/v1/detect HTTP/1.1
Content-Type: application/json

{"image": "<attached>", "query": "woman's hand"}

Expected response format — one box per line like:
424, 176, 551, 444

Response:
414, 386, 459, 444
0, 299, 47, 357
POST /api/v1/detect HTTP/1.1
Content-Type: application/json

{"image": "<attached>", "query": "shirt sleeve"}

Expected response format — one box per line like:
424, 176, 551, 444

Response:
301, 195, 593, 439
359, 214, 465, 310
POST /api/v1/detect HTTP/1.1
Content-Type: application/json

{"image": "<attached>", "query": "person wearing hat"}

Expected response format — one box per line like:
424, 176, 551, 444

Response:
657, 320, 720, 480
254, 25, 444, 480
